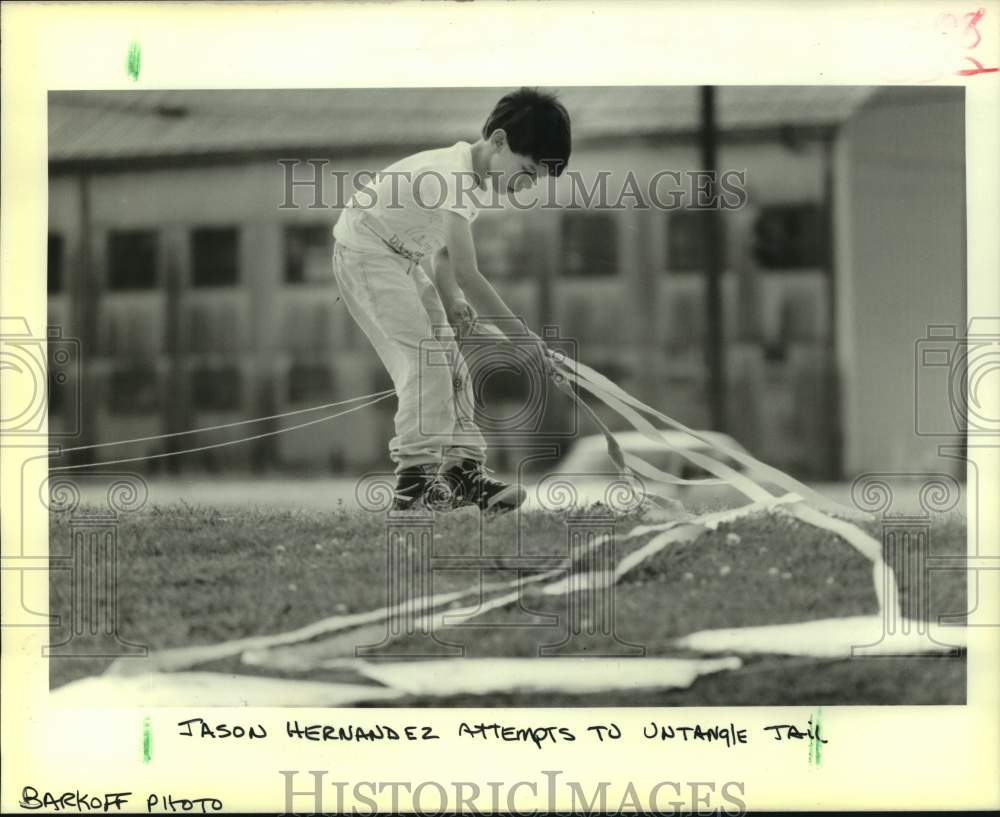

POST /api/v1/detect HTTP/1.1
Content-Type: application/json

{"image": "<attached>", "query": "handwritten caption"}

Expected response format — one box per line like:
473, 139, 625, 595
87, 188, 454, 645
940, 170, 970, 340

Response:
17, 718, 825, 812
175, 715, 828, 751
18, 789, 221, 813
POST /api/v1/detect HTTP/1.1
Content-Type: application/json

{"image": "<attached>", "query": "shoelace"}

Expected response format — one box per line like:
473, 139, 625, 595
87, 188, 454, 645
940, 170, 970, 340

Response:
464, 464, 504, 491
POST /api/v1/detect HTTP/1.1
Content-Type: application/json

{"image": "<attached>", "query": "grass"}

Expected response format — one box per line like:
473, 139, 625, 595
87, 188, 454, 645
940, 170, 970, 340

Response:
48, 501, 967, 705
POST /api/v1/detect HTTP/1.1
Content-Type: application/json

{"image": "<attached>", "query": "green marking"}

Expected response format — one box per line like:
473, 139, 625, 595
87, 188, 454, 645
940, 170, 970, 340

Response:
126, 41, 142, 82
142, 715, 152, 763
809, 707, 823, 767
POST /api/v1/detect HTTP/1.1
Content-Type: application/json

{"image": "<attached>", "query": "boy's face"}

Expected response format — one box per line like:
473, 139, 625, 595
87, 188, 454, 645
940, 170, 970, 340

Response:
486, 130, 549, 196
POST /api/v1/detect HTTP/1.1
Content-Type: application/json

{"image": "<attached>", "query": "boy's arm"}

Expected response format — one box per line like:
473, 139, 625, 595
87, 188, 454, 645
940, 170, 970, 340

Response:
431, 248, 465, 309
442, 211, 519, 325
431, 248, 476, 337
443, 212, 555, 374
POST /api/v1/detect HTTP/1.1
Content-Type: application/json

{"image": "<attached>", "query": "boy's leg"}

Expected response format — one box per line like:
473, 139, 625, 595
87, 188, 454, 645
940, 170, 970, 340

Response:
332, 245, 469, 474
409, 267, 523, 514
410, 264, 488, 470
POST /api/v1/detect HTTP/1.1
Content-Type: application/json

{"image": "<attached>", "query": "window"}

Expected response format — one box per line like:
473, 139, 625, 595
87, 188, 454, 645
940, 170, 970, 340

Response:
187, 304, 240, 354
666, 210, 705, 272
108, 368, 159, 415
473, 217, 530, 280
287, 362, 332, 402
666, 289, 705, 347
285, 225, 332, 284
191, 227, 239, 287
48, 233, 64, 294
752, 204, 823, 269
669, 209, 732, 273
561, 211, 618, 277
108, 230, 158, 290
191, 365, 241, 411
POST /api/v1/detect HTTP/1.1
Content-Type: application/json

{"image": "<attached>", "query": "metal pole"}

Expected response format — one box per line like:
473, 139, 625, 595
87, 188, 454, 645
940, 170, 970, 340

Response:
699, 86, 726, 431
164, 241, 185, 474
73, 172, 97, 461
821, 132, 842, 479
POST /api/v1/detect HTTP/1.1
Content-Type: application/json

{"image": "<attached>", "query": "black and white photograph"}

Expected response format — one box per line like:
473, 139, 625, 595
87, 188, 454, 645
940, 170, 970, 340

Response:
40, 84, 970, 706
2, 2, 997, 815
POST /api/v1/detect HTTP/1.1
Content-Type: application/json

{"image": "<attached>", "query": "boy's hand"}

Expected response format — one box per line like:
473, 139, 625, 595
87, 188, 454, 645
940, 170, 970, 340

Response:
447, 299, 477, 338
504, 329, 559, 381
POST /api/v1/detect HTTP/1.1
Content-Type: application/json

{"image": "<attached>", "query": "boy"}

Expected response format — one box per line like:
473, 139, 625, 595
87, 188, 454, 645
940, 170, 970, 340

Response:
332, 87, 571, 514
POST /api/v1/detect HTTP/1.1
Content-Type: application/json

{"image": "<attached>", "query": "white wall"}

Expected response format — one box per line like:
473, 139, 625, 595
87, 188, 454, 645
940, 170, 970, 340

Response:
836, 87, 966, 477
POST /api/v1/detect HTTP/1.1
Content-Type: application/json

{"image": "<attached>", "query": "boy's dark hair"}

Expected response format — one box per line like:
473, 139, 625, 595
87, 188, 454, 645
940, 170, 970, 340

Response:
482, 87, 571, 177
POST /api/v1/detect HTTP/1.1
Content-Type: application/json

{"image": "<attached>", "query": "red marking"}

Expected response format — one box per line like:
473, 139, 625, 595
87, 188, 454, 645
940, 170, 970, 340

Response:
956, 56, 999, 75
962, 8, 986, 49
937, 8, 997, 77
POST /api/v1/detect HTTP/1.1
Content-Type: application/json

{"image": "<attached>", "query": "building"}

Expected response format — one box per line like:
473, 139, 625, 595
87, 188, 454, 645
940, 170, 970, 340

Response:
48, 86, 956, 479
834, 86, 966, 477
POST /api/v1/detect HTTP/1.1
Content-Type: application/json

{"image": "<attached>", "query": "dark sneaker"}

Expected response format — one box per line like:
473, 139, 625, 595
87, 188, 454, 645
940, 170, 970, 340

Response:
434, 460, 526, 516
390, 464, 438, 511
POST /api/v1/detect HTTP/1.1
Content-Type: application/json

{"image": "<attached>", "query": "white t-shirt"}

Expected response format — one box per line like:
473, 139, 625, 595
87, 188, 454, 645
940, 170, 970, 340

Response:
334, 141, 483, 258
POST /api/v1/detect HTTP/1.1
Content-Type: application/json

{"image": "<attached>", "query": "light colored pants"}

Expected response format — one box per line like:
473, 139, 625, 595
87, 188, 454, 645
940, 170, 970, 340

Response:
332, 243, 487, 473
